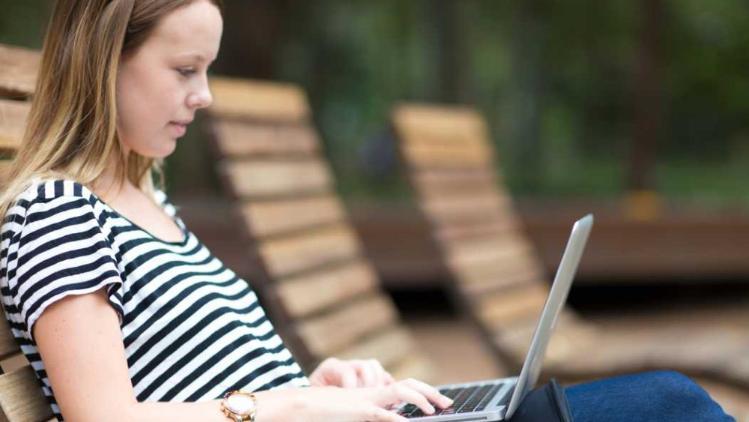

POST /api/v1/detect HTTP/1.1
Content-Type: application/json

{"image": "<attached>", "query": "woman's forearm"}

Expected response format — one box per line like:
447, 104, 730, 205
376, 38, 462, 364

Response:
121, 389, 293, 422
123, 400, 228, 422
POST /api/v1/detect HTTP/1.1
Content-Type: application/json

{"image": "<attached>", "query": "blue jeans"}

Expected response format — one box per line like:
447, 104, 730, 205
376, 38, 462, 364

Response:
566, 371, 735, 421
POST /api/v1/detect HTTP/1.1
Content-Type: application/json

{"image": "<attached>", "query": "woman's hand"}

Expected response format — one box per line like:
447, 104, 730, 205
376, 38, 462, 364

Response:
310, 357, 395, 388
255, 378, 454, 422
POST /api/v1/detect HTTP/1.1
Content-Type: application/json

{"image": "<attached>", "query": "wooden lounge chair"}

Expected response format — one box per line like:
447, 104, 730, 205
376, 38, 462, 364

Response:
0, 43, 435, 419
391, 103, 749, 388
203, 77, 433, 381
0, 43, 55, 422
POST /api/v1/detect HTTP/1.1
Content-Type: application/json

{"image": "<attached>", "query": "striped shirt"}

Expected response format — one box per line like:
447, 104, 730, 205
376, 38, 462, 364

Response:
0, 179, 308, 420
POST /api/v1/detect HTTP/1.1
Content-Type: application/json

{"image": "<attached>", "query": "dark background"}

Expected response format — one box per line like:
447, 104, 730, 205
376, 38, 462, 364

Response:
4, 0, 749, 208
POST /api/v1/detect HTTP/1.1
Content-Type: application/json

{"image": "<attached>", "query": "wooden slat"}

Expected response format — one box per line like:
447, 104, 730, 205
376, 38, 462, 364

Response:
418, 185, 502, 206
0, 100, 30, 153
446, 236, 537, 273
396, 104, 497, 167
493, 317, 540, 360
393, 104, 488, 147
212, 120, 318, 158
259, 224, 361, 278
0, 366, 53, 422
401, 129, 487, 152
413, 173, 502, 200
460, 267, 547, 295
276, 261, 379, 318
239, 195, 345, 238
0, 45, 39, 99
388, 354, 434, 383
544, 320, 600, 366
421, 192, 511, 225
0, 355, 28, 375
435, 219, 520, 243
297, 295, 398, 358
0, 319, 18, 362
401, 143, 492, 169
337, 326, 417, 369
411, 168, 498, 190
478, 284, 549, 328
209, 78, 309, 122
493, 314, 592, 368
720, 353, 749, 388
224, 160, 332, 198
448, 253, 545, 285
445, 232, 535, 261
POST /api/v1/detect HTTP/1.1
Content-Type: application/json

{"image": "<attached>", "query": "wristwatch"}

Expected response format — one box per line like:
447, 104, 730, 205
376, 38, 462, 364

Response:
220, 390, 257, 422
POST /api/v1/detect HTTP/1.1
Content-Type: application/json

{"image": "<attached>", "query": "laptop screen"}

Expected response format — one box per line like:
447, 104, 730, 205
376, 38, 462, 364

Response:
504, 214, 593, 418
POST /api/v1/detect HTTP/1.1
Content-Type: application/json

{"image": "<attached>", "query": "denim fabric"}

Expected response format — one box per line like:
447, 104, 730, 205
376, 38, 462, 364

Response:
565, 371, 735, 422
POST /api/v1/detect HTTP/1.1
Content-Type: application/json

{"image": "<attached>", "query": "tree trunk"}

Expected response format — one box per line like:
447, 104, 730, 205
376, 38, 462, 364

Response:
214, 0, 290, 78
429, 0, 468, 103
630, 0, 664, 191
507, 0, 546, 191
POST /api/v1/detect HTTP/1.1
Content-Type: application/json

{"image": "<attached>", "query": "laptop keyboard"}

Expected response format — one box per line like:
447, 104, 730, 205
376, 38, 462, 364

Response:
398, 381, 512, 418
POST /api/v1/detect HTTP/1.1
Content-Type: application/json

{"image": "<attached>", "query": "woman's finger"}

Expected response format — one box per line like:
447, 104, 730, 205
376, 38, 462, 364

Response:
400, 378, 453, 409
386, 383, 436, 415
383, 371, 395, 385
353, 360, 375, 387
370, 359, 391, 387
358, 359, 389, 387
339, 363, 359, 388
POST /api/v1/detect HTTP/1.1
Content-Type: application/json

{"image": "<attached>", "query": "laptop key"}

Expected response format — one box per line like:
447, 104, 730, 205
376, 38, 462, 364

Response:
439, 388, 461, 400
446, 386, 478, 413
475, 384, 512, 412
473, 383, 502, 412
458, 384, 492, 413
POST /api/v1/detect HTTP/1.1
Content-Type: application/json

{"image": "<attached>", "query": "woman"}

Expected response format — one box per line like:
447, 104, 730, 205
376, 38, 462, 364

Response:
0, 1, 734, 421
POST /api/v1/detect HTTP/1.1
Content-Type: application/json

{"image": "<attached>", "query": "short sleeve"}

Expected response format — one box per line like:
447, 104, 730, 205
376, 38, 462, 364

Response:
6, 194, 124, 341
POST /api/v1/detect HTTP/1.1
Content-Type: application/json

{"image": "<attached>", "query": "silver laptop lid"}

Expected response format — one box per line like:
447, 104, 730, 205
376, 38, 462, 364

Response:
504, 214, 594, 419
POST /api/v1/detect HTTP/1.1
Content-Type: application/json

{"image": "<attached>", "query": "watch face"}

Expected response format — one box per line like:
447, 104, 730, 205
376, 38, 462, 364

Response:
226, 393, 255, 415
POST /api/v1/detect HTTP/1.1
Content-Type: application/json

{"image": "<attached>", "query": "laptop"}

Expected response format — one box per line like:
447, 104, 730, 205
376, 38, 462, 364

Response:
397, 214, 594, 421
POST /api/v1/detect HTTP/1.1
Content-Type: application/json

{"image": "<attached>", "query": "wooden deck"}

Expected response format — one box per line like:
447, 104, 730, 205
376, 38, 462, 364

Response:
520, 198, 749, 282
349, 199, 749, 286
175, 194, 749, 285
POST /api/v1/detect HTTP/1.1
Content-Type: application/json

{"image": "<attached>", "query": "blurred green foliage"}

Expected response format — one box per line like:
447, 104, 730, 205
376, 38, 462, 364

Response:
0, 2, 50, 48
2, 1, 749, 207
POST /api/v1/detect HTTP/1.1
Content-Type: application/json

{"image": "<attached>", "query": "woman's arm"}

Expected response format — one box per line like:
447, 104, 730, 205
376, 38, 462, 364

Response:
34, 289, 229, 421
34, 290, 450, 422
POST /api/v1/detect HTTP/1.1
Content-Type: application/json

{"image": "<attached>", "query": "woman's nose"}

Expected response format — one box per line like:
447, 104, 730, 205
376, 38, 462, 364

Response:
187, 80, 213, 109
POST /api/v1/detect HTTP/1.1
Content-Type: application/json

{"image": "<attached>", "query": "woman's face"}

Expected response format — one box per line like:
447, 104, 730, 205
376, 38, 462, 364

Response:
116, 0, 223, 158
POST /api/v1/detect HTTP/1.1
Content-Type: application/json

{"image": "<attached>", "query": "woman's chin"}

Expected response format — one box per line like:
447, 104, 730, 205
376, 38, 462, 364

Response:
133, 143, 177, 159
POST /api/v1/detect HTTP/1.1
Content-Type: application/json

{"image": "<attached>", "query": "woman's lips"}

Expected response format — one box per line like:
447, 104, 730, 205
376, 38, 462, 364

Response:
169, 122, 188, 137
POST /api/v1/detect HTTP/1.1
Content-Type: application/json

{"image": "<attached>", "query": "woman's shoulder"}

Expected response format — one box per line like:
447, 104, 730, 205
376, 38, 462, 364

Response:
11, 178, 97, 210
3, 178, 102, 229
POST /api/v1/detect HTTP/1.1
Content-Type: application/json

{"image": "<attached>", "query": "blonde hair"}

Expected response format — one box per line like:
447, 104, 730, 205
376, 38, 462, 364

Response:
0, 0, 223, 217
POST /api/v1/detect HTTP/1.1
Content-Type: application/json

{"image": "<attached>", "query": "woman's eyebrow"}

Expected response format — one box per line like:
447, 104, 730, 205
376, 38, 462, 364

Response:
174, 52, 216, 63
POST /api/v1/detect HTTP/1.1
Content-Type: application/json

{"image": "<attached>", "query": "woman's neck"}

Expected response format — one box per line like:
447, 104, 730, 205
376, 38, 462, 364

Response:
90, 156, 134, 203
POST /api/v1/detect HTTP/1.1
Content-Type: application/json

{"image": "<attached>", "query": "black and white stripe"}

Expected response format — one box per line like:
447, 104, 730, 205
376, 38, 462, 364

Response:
0, 179, 308, 420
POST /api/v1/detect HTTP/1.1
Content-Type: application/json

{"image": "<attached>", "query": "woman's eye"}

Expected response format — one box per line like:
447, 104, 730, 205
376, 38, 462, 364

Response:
177, 67, 196, 77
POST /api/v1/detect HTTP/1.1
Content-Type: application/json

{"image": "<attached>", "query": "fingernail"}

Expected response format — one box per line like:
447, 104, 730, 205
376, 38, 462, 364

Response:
428, 405, 436, 414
